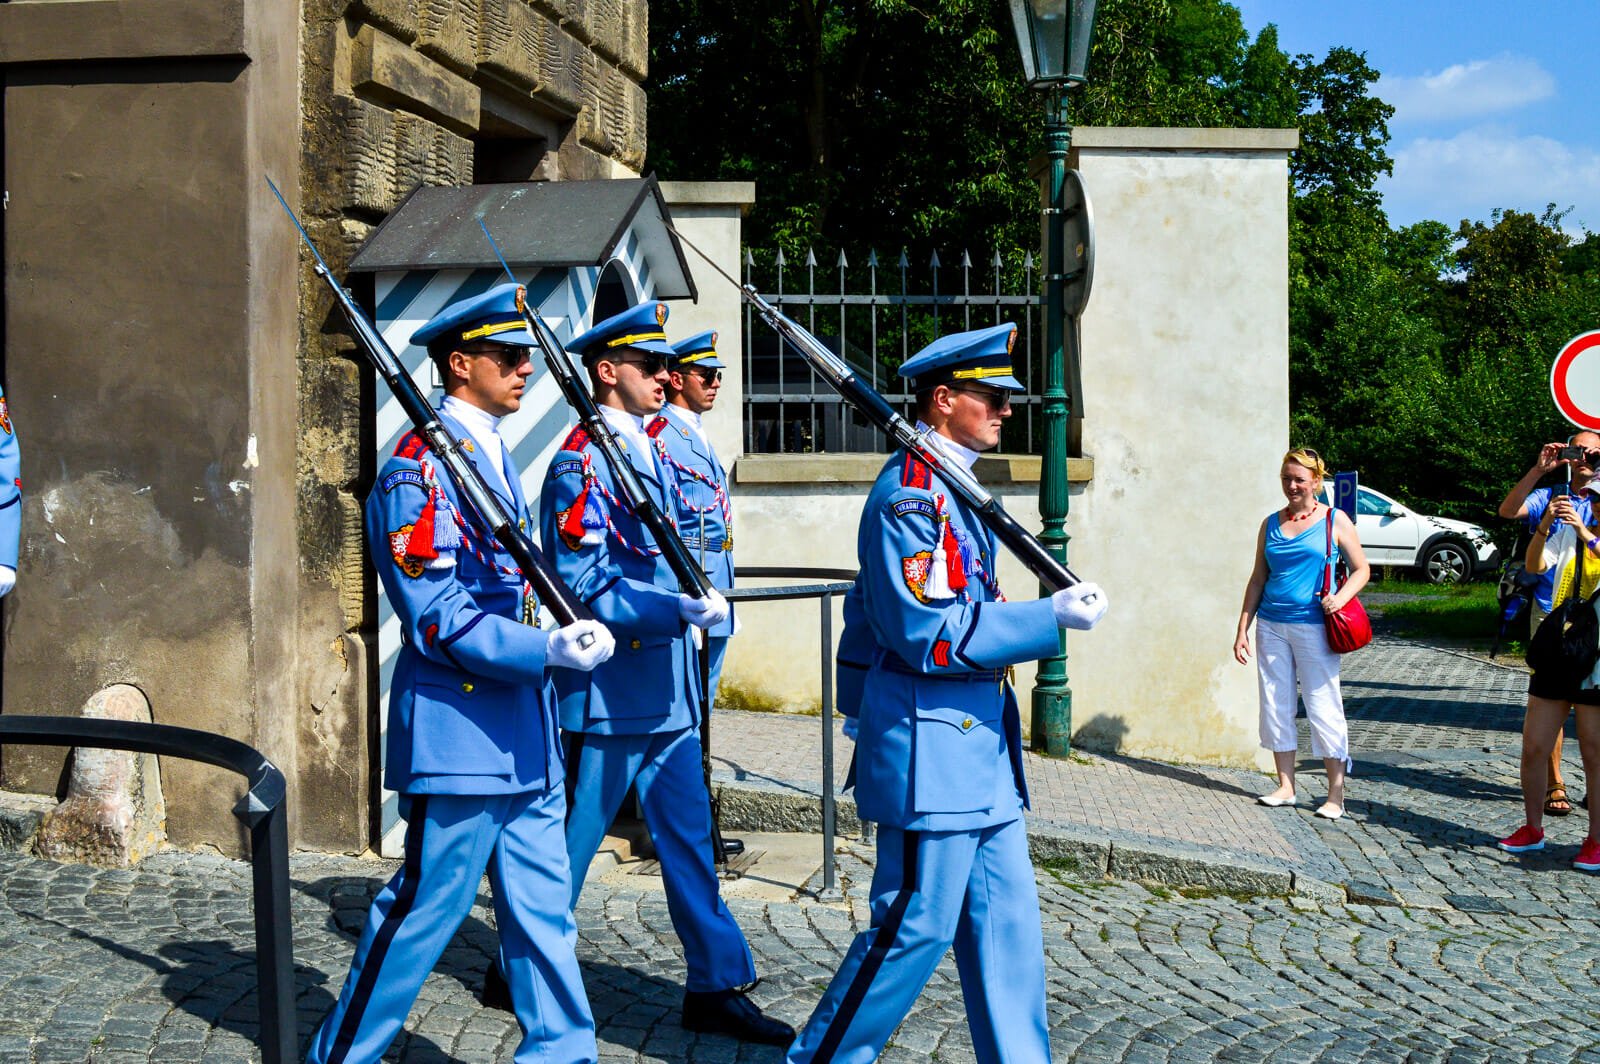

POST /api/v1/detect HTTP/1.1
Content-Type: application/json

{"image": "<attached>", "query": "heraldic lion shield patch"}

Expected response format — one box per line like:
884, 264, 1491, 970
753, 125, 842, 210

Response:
389, 524, 426, 578
902, 550, 934, 604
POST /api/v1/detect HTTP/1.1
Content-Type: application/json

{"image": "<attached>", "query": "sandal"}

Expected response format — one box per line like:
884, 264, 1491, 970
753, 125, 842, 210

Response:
1546, 785, 1574, 817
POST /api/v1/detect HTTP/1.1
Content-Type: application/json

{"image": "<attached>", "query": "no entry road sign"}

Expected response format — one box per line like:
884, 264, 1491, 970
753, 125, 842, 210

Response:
1551, 330, 1600, 430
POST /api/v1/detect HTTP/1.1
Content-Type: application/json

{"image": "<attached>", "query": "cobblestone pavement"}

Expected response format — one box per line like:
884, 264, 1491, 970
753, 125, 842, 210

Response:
4, 634, 1600, 1062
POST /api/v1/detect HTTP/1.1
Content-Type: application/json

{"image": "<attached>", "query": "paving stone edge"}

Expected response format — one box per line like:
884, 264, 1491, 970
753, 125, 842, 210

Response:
715, 780, 1347, 903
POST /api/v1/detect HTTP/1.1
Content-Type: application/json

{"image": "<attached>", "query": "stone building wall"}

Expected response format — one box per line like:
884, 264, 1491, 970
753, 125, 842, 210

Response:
294, 0, 651, 851
0, 0, 649, 856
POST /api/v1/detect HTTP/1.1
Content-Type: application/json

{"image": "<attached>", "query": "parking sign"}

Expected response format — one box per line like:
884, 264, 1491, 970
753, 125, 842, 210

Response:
1332, 471, 1358, 521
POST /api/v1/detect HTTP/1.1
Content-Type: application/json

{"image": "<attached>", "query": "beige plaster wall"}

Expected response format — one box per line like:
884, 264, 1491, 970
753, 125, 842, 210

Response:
719, 128, 1296, 771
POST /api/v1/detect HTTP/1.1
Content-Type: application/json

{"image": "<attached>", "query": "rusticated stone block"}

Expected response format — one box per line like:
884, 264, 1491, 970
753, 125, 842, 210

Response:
334, 95, 398, 216
34, 685, 166, 868
591, 63, 643, 170
534, 0, 591, 44
585, 0, 623, 66
532, 14, 583, 114
351, 0, 420, 42
352, 22, 480, 135
477, 0, 548, 92
417, 0, 478, 76
394, 110, 474, 191
616, 0, 645, 80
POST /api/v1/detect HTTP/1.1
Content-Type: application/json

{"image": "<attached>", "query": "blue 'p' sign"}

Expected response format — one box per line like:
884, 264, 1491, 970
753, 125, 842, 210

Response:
1332, 471, 1358, 521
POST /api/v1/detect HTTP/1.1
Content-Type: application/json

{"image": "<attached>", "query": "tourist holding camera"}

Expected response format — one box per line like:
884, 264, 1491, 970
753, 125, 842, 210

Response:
1497, 474, 1600, 870
1497, 434, 1600, 817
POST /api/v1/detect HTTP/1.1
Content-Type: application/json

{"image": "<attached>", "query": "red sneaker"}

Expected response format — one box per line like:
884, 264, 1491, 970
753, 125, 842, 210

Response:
1574, 838, 1600, 872
1497, 824, 1546, 853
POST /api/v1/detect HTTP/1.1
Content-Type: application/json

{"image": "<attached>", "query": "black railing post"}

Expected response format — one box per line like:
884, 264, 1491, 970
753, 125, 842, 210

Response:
0, 716, 296, 1064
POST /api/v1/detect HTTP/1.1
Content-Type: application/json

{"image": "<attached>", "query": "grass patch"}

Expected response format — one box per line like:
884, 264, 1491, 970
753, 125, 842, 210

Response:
1176, 884, 1270, 903
1365, 577, 1505, 646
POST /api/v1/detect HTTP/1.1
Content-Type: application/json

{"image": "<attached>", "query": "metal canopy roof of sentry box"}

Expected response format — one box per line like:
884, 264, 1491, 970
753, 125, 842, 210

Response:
352, 176, 695, 858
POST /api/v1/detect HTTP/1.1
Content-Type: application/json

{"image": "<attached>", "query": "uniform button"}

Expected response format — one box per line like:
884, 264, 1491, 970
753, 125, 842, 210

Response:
961, 717, 973, 730
461, 682, 475, 694
630, 639, 642, 650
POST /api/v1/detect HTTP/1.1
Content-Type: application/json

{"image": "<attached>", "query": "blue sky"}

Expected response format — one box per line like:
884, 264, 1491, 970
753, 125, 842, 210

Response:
1231, 0, 1600, 236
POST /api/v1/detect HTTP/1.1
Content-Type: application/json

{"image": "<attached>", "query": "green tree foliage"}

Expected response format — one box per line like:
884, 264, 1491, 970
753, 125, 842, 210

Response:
648, 1, 1600, 532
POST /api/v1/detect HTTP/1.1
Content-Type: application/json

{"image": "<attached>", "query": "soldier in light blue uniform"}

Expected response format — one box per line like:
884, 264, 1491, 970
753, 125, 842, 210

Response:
786, 323, 1109, 1064
541, 301, 795, 1045
307, 285, 614, 1064
0, 385, 21, 597
650, 330, 734, 704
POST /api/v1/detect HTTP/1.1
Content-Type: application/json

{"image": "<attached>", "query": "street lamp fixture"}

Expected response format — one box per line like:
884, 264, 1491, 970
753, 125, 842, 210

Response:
1007, 0, 1097, 755
1006, 0, 1097, 87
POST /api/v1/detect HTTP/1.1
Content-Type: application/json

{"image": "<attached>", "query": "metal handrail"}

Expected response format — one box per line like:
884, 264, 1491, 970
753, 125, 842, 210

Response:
0, 716, 294, 1064
723, 567, 856, 895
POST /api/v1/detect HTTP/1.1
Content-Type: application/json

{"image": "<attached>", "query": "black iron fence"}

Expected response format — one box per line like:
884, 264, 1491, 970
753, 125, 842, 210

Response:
742, 247, 1046, 455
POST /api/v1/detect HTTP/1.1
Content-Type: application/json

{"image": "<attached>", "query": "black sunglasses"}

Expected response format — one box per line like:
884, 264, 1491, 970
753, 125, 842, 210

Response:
688, 368, 723, 385
949, 384, 1012, 411
614, 353, 666, 376
463, 344, 532, 369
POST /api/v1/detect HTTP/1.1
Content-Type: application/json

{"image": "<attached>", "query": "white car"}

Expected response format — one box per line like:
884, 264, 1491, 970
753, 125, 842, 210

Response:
1315, 483, 1500, 584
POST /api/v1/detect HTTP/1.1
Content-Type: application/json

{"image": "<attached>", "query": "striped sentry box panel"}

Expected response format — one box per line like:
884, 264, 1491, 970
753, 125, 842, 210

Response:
371, 238, 658, 856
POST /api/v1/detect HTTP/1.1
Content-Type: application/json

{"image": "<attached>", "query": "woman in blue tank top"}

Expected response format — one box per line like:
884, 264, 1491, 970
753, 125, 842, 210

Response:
1233, 448, 1370, 819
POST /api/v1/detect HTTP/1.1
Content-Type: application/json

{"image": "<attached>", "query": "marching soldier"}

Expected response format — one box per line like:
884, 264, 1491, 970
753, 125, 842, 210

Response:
649, 330, 735, 704
307, 285, 614, 1064
786, 323, 1108, 1063
539, 300, 795, 1045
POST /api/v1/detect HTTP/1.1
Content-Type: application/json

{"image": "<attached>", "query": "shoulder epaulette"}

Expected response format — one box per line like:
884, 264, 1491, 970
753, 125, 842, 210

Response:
561, 425, 592, 452
394, 430, 431, 462
647, 415, 671, 439
901, 452, 932, 490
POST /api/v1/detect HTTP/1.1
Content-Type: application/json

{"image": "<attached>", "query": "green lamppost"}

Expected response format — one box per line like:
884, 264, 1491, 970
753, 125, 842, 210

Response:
1007, 0, 1097, 754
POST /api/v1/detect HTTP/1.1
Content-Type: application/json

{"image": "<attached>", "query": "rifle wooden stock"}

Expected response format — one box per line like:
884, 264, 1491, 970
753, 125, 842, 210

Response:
266, 177, 592, 629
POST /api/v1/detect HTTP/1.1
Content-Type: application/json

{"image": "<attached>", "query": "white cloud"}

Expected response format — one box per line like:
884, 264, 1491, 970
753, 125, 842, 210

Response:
1379, 55, 1556, 124
1382, 126, 1600, 231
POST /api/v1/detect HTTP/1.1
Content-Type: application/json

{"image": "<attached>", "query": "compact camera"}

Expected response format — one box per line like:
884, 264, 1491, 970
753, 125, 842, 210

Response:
1560, 445, 1589, 462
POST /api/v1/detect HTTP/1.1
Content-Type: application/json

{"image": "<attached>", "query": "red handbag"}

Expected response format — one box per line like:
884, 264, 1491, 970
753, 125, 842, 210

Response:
1321, 510, 1372, 653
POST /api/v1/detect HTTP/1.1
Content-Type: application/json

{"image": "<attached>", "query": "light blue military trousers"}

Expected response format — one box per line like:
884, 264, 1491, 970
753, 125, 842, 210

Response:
564, 726, 757, 992
306, 789, 595, 1064
786, 817, 1049, 1064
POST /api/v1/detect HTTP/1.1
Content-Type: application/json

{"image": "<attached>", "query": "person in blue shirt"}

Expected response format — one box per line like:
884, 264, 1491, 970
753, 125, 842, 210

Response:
1498, 433, 1600, 817
306, 285, 614, 1064
0, 385, 20, 598
1234, 447, 1369, 821
650, 330, 735, 705
540, 300, 794, 1045
785, 323, 1108, 1064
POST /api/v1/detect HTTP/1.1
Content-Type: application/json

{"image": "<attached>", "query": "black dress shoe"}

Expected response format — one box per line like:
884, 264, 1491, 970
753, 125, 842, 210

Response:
681, 988, 796, 1045
480, 960, 513, 1013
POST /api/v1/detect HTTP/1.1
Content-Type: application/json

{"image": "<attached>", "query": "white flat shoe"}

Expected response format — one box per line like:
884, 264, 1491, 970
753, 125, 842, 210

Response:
1255, 794, 1296, 807
1315, 802, 1344, 820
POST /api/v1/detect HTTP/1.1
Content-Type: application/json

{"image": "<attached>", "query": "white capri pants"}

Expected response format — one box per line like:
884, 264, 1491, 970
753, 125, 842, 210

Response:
1256, 617, 1351, 767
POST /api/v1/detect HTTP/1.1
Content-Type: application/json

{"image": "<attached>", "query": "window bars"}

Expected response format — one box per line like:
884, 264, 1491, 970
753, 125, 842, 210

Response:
742, 247, 1048, 455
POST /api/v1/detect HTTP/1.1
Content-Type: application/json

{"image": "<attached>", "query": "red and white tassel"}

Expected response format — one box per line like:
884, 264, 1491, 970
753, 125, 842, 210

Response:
924, 511, 957, 601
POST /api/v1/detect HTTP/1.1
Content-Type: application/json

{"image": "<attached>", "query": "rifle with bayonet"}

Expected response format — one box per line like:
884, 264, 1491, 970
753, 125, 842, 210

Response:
266, 177, 595, 636
476, 221, 716, 601
667, 224, 1083, 593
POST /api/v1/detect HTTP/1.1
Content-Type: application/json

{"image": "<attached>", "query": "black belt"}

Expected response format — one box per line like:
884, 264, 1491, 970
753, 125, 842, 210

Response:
877, 653, 1007, 685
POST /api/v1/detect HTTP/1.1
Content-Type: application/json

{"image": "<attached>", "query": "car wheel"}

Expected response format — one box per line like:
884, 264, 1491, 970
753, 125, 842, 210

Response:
1422, 540, 1471, 584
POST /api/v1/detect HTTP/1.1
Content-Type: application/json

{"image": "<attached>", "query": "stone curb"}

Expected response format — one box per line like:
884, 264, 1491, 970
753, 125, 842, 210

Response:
715, 779, 1346, 903
0, 789, 55, 852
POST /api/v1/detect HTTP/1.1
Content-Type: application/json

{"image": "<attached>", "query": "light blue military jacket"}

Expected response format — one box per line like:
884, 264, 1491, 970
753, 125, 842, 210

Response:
0, 387, 19, 569
838, 448, 1060, 831
367, 409, 561, 796
649, 407, 734, 638
539, 417, 698, 735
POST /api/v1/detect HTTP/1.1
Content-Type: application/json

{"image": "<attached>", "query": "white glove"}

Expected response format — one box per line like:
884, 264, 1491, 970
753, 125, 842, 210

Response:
546, 620, 616, 672
0, 566, 16, 599
842, 716, 859, 741
679, 589, 730, 630
1052, 582, 1108, 630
